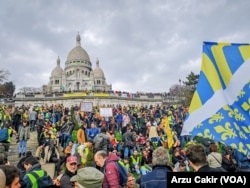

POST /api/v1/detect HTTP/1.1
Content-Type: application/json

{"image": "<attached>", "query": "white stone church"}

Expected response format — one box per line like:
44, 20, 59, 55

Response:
45, 33, 112, 93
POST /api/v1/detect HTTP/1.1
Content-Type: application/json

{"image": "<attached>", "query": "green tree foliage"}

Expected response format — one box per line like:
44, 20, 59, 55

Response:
182, 72, 199, 106
183, 71, 199, 91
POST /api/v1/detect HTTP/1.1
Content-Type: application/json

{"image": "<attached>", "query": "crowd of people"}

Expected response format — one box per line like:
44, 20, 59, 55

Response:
0, 102, 250, 188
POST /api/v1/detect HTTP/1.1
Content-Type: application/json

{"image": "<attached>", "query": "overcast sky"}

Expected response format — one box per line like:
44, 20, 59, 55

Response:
1, 0, 250, 94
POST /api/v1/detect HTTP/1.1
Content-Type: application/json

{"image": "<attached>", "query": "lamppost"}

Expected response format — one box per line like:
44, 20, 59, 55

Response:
178, 79, 182, 104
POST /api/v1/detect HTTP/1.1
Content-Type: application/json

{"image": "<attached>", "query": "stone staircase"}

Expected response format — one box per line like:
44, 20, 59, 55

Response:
8, 131, 38, 166
8, 131, 57, 178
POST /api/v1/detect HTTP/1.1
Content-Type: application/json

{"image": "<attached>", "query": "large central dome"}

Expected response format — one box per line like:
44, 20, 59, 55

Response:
66, 33, 90, 62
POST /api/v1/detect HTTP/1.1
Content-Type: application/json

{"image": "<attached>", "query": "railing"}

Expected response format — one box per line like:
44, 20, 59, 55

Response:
15, 91, 164, 100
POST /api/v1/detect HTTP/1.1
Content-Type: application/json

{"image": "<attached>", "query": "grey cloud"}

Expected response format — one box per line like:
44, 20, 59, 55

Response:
1, 0, 250, 93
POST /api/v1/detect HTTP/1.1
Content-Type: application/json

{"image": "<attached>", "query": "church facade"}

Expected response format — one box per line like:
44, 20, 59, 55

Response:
45, 33, 112, 93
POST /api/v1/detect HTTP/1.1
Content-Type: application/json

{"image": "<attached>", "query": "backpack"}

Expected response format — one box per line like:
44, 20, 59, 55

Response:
104, 162, 128, 187
29, 170, 54, 188
116, 162, 128, 186
94, 135, 104, 152
0, 128, 8, 142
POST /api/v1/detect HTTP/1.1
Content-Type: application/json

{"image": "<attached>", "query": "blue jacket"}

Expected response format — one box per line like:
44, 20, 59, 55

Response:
87, 127, 99, 140
234, 149, 250, 169
140, 165, 172, 188
115, 113, 123, 124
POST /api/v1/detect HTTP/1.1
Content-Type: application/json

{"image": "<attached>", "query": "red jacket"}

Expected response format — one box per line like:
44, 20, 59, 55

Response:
103, 153, 122, 188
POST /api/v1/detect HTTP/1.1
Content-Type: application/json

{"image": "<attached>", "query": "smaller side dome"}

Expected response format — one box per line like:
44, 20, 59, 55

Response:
51, 56, 63, 77
93, 58, 104, 78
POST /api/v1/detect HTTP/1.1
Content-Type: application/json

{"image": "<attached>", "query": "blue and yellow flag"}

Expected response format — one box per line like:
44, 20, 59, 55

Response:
181, 42, 250, 155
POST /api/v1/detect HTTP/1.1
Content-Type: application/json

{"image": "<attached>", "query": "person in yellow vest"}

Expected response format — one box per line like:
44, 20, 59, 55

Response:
77, 140, 94, 168
22, 109, 29, 122
39, 126, 52, 146
167, 111, 175, 128
118, 157, 131, 173
0, 108, 12, 127
129, 150, 142, 175
23, 156, 53, 188
140, 149, 152, 175
0, 121, 16, 158
0, 114, 3, 127
50, 123, 59, 146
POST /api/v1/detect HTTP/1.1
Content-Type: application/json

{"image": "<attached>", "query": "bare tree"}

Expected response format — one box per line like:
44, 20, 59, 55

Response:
0, 69, 9, 83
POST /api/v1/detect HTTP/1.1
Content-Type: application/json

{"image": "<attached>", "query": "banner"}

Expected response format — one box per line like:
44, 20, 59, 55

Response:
64, 93, 87, 97
181, 42, 250, 155
80, 102, 93, 112
93, 93, 109, 97
100, 108, 113, 117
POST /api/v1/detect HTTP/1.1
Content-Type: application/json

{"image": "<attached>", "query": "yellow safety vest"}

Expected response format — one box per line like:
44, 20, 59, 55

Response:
0, 114, 12, 123
77, 144, 89, 165
50, 128, 57, 139
26, 170, 45, 188
7, 128, 12, 143
118, 160, 130, 171
130, 156, 140, 165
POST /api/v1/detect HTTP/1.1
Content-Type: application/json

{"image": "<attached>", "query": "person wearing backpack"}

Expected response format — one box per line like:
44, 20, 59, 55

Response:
22, 156, 54, 188
17, 151, 33, 179
94, 150, 127, 188
0, 121, 16, 159
93, 127, 111, 153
